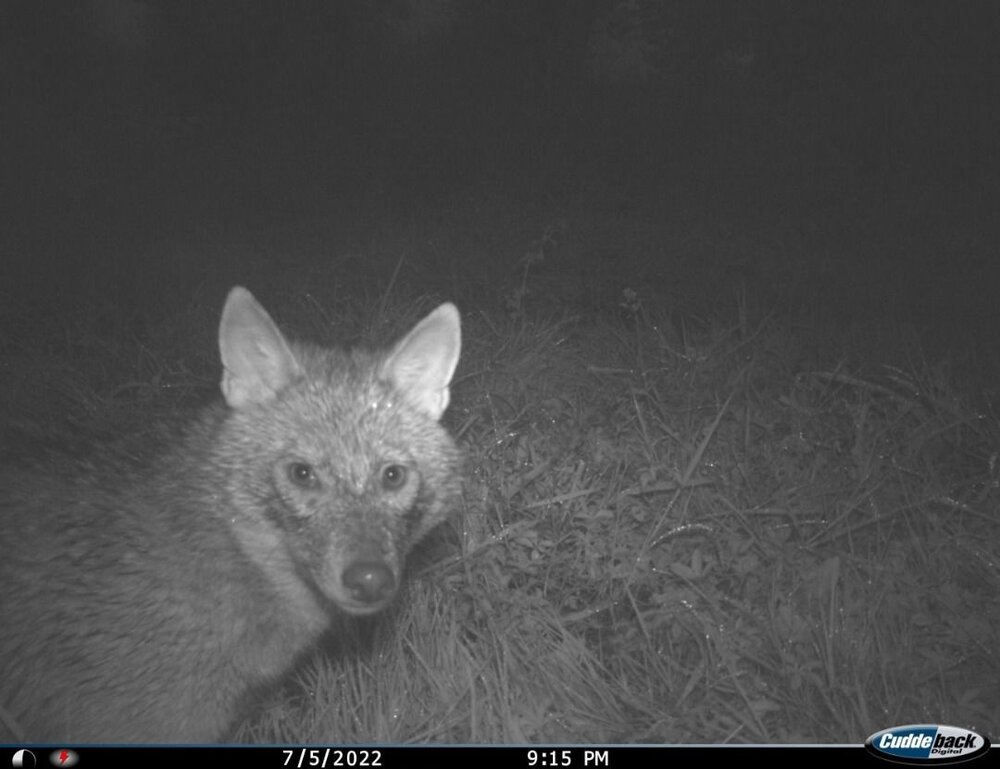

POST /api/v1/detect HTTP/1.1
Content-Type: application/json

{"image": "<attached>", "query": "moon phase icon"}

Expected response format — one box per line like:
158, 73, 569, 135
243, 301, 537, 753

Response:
12, 750, 36, 768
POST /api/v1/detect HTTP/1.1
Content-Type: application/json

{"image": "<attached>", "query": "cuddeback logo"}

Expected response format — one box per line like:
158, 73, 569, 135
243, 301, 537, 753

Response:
865, 725, 991, 764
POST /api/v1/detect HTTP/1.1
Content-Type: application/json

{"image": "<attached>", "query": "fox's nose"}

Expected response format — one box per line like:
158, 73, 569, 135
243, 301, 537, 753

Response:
342, 560, 396, 605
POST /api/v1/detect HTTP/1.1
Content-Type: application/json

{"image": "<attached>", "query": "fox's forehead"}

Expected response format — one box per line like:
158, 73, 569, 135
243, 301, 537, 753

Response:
275, 398, 416, 486
294, 368, 393, 416
271, 374, 407, 452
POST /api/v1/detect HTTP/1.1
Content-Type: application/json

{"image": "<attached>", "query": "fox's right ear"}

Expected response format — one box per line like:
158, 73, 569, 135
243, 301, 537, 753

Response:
218, 287, 302, 408
382, 303, 461, 421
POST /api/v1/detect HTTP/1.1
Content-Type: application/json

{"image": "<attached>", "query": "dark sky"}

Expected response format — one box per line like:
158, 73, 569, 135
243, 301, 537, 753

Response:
2, 0, 998, 309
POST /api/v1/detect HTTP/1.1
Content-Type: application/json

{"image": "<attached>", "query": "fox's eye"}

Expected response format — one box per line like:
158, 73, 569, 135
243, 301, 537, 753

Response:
381, 464, 408, 490
287, 462, 319, 488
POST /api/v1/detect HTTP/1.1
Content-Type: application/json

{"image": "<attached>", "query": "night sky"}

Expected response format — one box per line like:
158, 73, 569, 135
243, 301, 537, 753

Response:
2, 0, 998, 375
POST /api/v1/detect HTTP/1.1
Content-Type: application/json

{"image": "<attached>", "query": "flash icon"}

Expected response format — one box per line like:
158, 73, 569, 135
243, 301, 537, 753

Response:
47, 751, 77, 768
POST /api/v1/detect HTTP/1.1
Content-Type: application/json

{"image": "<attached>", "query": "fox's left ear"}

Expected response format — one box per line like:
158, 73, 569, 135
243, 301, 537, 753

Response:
219, 286, 303, 408
382, 303, 461, 421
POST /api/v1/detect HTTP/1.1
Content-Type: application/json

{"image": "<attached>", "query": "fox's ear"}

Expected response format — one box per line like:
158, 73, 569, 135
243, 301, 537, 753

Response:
218, 287, 302, 408
382, 303, 461, 421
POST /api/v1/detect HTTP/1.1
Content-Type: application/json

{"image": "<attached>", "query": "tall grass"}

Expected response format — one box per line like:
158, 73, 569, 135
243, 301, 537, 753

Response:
2, 216, 997, 744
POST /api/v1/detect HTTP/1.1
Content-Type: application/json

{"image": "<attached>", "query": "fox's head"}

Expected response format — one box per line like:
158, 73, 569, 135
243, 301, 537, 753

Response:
214, 287, 462, 616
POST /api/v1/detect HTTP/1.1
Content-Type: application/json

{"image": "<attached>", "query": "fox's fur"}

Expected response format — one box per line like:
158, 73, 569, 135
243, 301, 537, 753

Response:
0, 288, 463, 743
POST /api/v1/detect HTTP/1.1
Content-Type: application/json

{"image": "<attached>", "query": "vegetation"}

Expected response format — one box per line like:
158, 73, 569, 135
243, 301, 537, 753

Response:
3, 205, 996, 744
2, 2, 996, 745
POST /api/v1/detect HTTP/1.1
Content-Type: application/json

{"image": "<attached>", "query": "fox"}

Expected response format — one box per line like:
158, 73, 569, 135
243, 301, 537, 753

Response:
0, 287, 463, 743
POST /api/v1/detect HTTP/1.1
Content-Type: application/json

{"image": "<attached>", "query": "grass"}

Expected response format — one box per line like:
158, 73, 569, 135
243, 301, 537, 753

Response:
235, 285, 996, 743
1, 202, 998, 745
